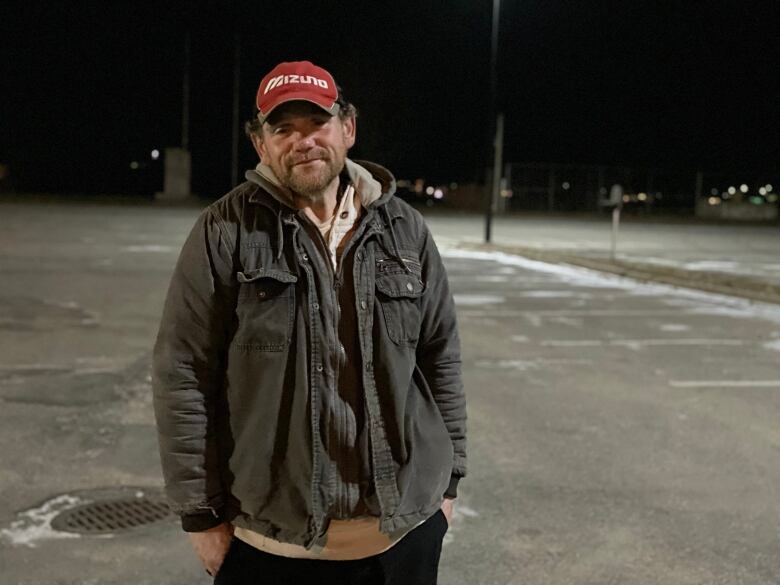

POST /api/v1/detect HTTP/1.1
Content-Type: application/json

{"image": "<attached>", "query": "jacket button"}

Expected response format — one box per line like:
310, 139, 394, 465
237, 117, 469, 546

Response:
406, 282, 414, 292
360, 300, 367, 310
302, 253, 309, 261
258, 291, 267, 298
313, 303, 320, 311
316, 365, 323, 372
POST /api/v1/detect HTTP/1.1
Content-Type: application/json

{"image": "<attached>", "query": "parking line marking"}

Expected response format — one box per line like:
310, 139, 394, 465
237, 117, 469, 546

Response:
669, 380, 780, 388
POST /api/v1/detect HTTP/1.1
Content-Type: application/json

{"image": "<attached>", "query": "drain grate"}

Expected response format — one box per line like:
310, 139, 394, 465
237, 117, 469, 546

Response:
51, 494, 172, 534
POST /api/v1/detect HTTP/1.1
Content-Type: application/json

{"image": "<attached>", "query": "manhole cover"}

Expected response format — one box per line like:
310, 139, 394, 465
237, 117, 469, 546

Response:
51, 491, 172, 534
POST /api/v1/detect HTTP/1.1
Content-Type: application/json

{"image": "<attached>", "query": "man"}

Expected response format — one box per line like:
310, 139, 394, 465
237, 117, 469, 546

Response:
152, 60, 466, 584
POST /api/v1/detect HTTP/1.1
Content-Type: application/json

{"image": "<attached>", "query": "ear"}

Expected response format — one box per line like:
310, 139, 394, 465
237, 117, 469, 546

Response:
341, 116, 356, 149
251, 133, 266, 161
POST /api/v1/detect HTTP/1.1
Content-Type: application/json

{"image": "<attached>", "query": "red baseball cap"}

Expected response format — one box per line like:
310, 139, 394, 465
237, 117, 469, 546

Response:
255, 61, 339, 123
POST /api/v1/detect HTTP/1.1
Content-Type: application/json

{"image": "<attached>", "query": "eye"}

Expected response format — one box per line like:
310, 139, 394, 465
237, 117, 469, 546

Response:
271, 125, 291, 135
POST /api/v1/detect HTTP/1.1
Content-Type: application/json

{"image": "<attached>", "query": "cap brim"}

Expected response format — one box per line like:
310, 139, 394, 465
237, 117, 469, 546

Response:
258, 94, 340, 124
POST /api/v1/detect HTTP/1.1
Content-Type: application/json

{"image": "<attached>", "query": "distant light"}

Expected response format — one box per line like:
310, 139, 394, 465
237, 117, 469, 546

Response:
739, 184, 749, 193
449, 182, 458, 190
425, 186, 434, 195
130, 161, 140, 170
637, 192, 647, 202
722, 191, 730, 199
622, 195, 630, 203
414, 179, 425, 194
749, 195, 764, 205
708, 197, 721, 206
759, 187, 767, 195
433, 189, 444, 200
710, 188, 718, 196
397, 179, 411, 188
728, 186, 736, 195
766, 184, 774, 193
768, 194, 779, 203
562, 181, 571, 190
151, 149, 160, 160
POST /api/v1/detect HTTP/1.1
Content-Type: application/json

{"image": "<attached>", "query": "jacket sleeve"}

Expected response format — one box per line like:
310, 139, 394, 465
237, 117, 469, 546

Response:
416, 224, 467, 497
152, 206, 237, 530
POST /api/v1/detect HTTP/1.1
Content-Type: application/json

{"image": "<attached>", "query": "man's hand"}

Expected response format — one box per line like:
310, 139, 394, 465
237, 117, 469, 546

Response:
188, 522, 234, 576
440, 498, 455, 527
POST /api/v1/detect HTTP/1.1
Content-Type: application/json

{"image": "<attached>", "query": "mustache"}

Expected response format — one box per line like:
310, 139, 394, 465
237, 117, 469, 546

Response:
289, 149, 330, 165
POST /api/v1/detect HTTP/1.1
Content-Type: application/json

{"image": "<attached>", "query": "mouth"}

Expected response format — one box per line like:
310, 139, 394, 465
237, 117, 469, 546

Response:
291, 150, 328, 166
292, 158, 325, 168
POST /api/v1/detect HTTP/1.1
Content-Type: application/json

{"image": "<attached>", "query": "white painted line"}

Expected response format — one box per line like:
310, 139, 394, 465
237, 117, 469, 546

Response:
542, 340, 603, 347
453, 294, 505, 306
519, 290, 586, 298
612, 338, 745, 348
122, 245, 176, 253
669, 380, 780, 388
474, 358, 593, 371
541, 338, 745, 350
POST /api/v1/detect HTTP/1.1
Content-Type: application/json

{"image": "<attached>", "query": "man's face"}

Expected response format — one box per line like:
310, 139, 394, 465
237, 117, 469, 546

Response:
258, 101, 356, 201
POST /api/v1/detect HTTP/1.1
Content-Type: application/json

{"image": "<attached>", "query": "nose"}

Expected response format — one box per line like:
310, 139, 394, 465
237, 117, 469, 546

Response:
292, 132, 316, 152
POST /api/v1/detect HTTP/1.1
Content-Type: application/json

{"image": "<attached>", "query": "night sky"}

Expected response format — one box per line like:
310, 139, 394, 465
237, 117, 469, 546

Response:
1, 1, 778, 197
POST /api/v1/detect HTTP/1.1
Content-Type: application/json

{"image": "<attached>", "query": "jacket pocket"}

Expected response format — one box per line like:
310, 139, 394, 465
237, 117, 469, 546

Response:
234, 268, 298, 352
375, 269, 425, 346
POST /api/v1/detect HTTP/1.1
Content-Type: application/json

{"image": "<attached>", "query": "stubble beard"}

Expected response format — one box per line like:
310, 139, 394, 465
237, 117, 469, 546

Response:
280, 152, 345, 202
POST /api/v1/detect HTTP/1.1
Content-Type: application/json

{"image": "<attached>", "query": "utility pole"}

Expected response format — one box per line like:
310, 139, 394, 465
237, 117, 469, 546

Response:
485, 0, 503, 243
181, 31, 191, 150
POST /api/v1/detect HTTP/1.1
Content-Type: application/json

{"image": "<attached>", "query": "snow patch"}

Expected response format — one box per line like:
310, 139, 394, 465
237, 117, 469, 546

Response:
763, 339, 780, 352
684, 261, 741, 271
0, 495, 85, 547
659, 323, 690, 332
442, 249, 630, 289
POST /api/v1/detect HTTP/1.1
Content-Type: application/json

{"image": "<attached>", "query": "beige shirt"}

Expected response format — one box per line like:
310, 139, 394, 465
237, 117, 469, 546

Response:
302, 184, 361, 268
234, 180, 416, 560
234, 517, 401, 561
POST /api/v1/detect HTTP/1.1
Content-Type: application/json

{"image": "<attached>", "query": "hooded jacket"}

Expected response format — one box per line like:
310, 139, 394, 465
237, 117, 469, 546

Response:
152, 159, 466, 549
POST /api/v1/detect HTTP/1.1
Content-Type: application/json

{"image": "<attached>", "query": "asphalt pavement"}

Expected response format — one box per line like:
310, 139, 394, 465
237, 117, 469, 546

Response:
1, 201, 779, 584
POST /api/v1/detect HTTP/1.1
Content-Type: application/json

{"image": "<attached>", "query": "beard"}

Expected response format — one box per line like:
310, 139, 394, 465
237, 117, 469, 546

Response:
278, 148, 345, 202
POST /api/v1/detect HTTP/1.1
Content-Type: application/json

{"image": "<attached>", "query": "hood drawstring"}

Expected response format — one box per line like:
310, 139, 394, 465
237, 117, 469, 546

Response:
275, 208, 284, 261
380, 206, 412, 275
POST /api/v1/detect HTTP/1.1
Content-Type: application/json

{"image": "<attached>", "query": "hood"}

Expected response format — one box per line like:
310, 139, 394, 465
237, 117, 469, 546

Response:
244, 159, 397, 210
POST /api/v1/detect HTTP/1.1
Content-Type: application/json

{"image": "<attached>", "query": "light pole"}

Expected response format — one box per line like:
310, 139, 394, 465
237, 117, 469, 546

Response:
485, 0, 503, 243
231, 33, 241, 187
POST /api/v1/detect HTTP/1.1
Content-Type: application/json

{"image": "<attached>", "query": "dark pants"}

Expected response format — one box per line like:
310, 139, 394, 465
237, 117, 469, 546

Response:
215, 510, 449, 585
